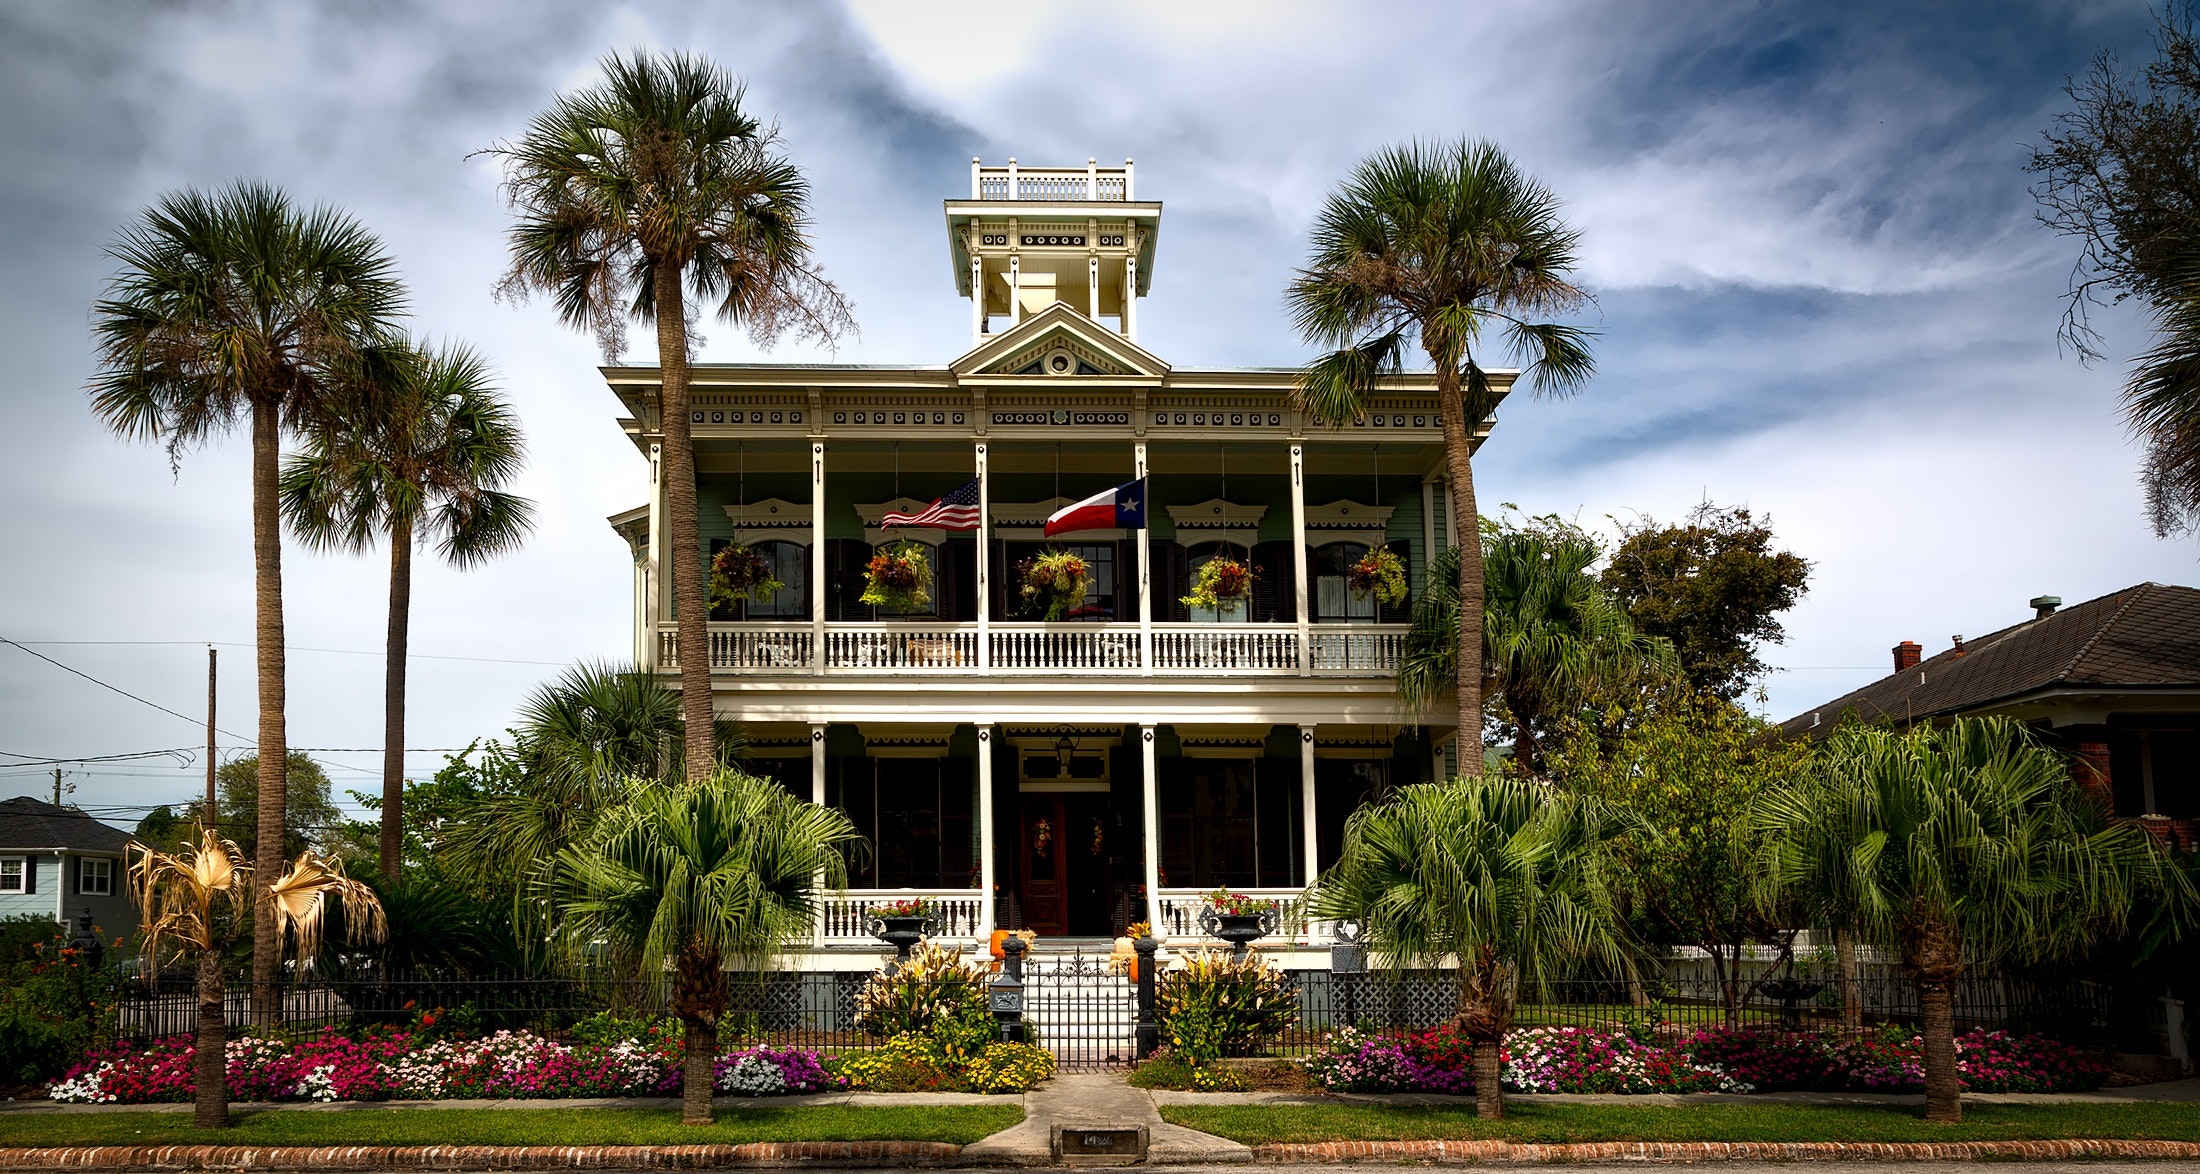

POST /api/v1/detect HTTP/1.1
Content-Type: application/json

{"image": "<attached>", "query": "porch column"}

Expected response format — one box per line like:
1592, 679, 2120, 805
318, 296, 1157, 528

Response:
971, 252, 985, 346
1123, 253, 1138, 342
1010, 253, 1022, 325
1299, 726, 1319, 887
811, 442, 827, 675
811, 722, 827, 947
978, 726, 997, 942
976, 441, 991, 673
646, 442, 665, 670
1290, 443, 1310, 677
1141, 724, 1163, 934
1135, 441, 1152, 675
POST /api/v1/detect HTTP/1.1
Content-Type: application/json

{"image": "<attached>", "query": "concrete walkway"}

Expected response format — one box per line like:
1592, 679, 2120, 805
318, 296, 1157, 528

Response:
961, 1074, 1249, 1166
0, 1090, 1008, 1114
1146, 1074, 2200, 1109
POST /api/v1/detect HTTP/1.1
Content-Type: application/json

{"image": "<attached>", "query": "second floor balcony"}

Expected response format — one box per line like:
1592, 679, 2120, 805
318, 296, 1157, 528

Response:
657, 620, 1407, 678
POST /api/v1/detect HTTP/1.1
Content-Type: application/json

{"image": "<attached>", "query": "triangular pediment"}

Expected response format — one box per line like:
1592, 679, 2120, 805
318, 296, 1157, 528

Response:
950, 302, 1170, 379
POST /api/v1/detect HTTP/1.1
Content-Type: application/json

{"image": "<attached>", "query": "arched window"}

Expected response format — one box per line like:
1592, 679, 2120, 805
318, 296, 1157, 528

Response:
748, 540, 809, 618
1311, 542, 1378, 622
1186, 542, 1252, 625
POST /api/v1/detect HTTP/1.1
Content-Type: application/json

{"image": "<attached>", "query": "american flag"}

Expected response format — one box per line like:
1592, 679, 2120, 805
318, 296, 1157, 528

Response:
880, 478, 982, 530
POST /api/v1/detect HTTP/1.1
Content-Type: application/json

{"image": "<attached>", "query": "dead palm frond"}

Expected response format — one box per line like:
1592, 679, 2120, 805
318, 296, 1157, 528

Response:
265, 850, 388, 962
129, 830, 251, 967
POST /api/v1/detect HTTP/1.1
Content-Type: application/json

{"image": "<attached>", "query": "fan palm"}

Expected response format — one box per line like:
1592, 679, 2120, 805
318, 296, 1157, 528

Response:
1399, 529, 1675, 773
90, 181, 406, 1006
1289, 141, 1595, 771
129, 831, 386, 1127
543, 770, 864, 1124
1749, 716, 2190, 1122
280, 340, 534, 880
1309, 776, 1625, 1118
2120, 243, 2200, 536
490, 50, 854, 780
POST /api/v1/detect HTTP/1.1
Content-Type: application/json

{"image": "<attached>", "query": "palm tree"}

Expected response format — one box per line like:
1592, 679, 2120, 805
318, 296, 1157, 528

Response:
1289, 140, 1595, 773
1309, 776, 1625, 1118
1750, 716, 2189, 1123
129, 830, 386, 1127
490, 50, 854, 781
90, 181, 406, 1008
544, 770, 864, 1124
1399, 526, 1674, 773
281, 340, 534, 880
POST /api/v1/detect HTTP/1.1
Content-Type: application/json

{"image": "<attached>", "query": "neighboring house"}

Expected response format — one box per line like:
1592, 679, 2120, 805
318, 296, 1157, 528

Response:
605, 160, 1504, 966
0, 796, 136, 938
1782, 583, 2200, 851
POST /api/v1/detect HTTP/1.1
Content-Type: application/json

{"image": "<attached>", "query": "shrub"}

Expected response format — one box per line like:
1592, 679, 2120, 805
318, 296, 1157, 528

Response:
855, 943, 988, 1038
829, 1034, 955, 1092
1302, 1026, 1471, 1094
1681, 1027, 1843, 1091
1503, 1027, 1747, 1094
1155, 950, 1296, 1061
961, 1041, 1056, 1093
714, 1044, 838, 1094
720, 1053, 786, 1096
0, 917, 120, 1082
569, 1010, 679, 1048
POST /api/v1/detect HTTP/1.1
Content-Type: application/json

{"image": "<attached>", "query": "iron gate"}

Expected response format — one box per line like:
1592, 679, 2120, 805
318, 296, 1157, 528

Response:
1022, 951, 1139, 1069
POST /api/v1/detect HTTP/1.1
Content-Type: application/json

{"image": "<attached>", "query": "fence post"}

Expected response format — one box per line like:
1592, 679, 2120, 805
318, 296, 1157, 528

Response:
989, 934, 1027, 1043
1134, 935, 1158, 1059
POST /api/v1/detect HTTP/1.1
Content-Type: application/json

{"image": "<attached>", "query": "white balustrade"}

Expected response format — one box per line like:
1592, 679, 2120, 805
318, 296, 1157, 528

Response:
1155, 888, 1333, 948
824, 623, 979, 672
1308, 628, 1408, 674
1150, 624, 1300, 673
990, 624, 1141, 671
815, 890, 987, 946
973, 165, 1129, 202
656, 623, 811, 672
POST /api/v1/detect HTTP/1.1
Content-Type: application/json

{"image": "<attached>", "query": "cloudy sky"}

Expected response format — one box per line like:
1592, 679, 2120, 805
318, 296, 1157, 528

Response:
1, 0, 2188, 819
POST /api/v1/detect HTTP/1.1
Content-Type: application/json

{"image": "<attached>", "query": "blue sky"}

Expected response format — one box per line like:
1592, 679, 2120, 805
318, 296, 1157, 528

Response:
0, 0, 2189, 816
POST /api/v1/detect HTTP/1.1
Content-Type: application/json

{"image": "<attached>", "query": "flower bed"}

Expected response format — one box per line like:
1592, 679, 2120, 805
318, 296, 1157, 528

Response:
47, 1029, 840, 1105
1299, 1025, 2109, 1096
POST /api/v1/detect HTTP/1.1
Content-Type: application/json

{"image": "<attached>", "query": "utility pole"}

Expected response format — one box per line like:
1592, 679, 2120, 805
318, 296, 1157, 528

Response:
52, 768, 62, 806
204, 647, 218, 829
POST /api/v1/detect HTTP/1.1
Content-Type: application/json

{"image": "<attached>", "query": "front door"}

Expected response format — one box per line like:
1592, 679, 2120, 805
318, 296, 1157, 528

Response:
1018, 793, 1069, 935
1018, 791, 1119, 936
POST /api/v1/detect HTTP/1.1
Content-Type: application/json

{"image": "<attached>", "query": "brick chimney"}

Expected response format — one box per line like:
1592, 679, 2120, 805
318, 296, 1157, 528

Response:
1950, 635, 1965, 659
1893, 641, 1922, 671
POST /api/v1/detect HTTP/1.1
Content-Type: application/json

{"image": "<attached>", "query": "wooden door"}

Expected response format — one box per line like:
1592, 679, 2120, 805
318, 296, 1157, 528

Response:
1017, 793, 1069, 935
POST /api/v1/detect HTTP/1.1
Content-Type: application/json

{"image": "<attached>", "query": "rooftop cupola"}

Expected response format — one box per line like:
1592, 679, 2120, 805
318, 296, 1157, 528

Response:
945, 157, 1161, 347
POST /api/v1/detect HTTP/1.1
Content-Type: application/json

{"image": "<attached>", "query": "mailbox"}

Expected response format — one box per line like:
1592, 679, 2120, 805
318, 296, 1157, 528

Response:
989, 934, 1027, 1040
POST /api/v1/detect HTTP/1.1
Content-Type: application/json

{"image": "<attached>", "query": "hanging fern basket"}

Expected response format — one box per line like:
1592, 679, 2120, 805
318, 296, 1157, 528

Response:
1018, 549, 1092, 621
1347, 547, 1407, 607
1181, 556, 1258, 617
710, 542, 785, 609
859, 540, 932, 613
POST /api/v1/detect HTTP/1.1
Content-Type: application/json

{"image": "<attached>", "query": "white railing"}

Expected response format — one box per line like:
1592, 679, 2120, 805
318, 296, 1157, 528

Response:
816, 889, 987, 946
991, 623, 1140, 671
1156, 888, 1335, 948
660, 622, 1406, 678
1309, 628, 1409, 674
658, 623, 812, 671
823, 623, 979, 672
1151, 624, 1300, 673
972, 162, 1132, 202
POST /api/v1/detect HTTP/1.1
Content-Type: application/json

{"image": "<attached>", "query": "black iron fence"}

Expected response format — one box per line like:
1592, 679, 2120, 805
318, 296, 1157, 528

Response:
112, 963, 2126, 1070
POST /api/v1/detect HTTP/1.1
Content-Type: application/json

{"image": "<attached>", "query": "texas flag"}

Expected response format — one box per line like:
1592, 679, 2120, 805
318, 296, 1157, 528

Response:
1044, 477, 1148, 536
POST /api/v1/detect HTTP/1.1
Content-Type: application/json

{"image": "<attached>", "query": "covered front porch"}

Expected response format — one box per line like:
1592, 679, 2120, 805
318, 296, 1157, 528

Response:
740, 722, 1443, 964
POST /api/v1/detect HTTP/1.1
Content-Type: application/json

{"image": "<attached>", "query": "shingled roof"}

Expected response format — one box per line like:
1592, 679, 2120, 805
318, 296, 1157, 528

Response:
1781, 582, 2200, 737
0, 796, 132, 854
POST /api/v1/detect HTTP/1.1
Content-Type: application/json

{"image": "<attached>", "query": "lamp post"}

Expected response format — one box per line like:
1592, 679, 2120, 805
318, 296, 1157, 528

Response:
989, 933, 1027, 1042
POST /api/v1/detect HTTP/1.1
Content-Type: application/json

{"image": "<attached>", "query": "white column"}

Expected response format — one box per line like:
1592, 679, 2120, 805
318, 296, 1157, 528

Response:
1299, 725, 1319, 886
970, 155, 981, 199
1123, 254, 1138, 342
978, 726, 997, 941
971, 253, 985, 345
1088, 254, 1100, 320
1135, 441, 1152, 676
976, 441, 991, 673
1422, 479, 1439, 561
811, 442, 827, 675
812, 722, 827, 946
1141, 724, 1163, 935
1291, 443, 1310, 677
647, 442, 665, 669
1007, 156, 1019, 199
1443, 475, 1459, 550
1010, 253, 1022, 325
1124, 157, 1135, 200
1086, 156, 1098, 201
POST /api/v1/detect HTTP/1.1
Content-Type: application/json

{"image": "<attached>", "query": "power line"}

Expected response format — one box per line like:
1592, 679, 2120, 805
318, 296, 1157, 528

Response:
0, 747, 197, 766
0, 636, 249, 739
14, 639, 568, 667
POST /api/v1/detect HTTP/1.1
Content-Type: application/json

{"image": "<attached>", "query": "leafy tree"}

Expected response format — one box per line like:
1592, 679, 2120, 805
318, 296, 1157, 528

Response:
1400, 517, 1674, 773
182, 754, 350, 865
1310, 776, 1624, 1118
282, 340, 534, 880
1750, 716, 2189, 1123
1288, 140, 1596, 769
1600, 503, 1810, 701
2031, 7, 2200, 536
490, 51, 853, 780
90, 181, 406, 1001
1554, 689, 1813, 1025
543, 771, 864, 1124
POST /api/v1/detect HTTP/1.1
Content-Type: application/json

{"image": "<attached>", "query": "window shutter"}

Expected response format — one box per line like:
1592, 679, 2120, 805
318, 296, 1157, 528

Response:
826, 539, 871, 620
1379, 539, 1414, 624
939, 538, 977, 621
22, 857, 34, 895
1152, 540, 1189, 622
1250, 541, 1294, 623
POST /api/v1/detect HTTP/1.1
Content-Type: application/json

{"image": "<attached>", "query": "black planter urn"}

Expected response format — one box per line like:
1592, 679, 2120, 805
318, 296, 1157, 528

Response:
1198, 907, 1279, 960
870, 914, 932, 970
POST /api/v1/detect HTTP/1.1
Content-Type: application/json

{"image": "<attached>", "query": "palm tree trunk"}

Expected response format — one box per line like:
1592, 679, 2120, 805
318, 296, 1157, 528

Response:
380, 513, 412, 881
1918, 976, 1962, 1122
681, 1011, 718, 1125
1471, 1036, 1504, 1118
1434, 367, 1483, 777
194, 946, 228, 1128
249, 395, 287, 1024
653, 259, 717, 782
1835, 931, 1862, 1034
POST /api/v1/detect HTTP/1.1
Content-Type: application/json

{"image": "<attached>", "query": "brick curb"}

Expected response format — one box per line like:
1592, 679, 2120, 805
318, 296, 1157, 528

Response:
1252, 1138, 2200, 1163
0, 1141, 964, 1170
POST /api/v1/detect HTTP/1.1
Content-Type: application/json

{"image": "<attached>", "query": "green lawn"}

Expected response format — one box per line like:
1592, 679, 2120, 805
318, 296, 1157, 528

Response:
0, 1105, 1022, 1149
1160, 1102, 2200, 1145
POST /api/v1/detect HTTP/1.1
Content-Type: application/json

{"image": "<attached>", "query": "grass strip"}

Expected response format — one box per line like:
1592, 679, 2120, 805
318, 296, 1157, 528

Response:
0, 1105, 1022, 1148
1159, 1102, 2200, 1145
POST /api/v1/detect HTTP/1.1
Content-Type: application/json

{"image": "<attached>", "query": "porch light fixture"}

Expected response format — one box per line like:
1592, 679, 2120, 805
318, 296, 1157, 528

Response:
1054, 729, 1079, 773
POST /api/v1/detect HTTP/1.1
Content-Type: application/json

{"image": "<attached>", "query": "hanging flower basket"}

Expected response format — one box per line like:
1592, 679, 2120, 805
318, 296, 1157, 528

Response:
710, 542, 785, 609
859, 541, 931, 613
1018, 549, 1091, 621
1348, 547, 1407, 607
1181, 556, 1257, 617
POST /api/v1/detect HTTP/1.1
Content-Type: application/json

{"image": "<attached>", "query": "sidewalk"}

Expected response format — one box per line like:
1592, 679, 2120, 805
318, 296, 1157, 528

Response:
1147, 1074, 2200, 1108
